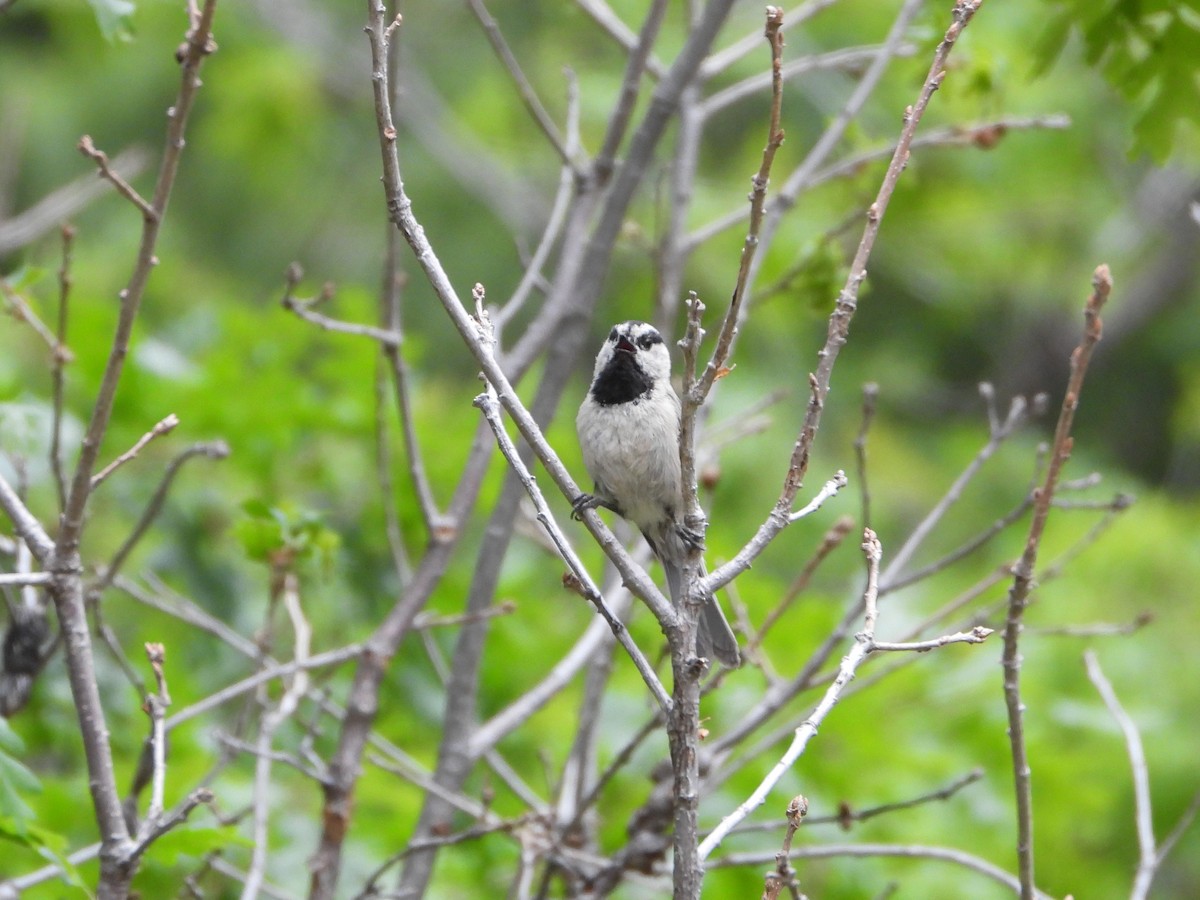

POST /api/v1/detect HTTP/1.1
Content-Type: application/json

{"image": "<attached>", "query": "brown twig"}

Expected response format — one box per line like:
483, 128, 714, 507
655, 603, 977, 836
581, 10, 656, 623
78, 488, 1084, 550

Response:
0, 147, 151, 256
90, 414, 180, 489
854, 383, 878, 529
466, 0, 577, 171
700, 0, 838, 79
688, 115, 1072, 253
281, 265, 402, 347
1002, 264, 1111, 900
43, 10, 221, 890
50, 225, 75, 512
762, 795, 808, 900
747, 516, 853, 658
689, 6, 786, 407
700, 529, 882, 858
705, 3, 983, 597
592, 0, 669, 185
92, 440, 230, 596
713, 842, 1050, 897
0, 277, 64, 352
77, 135, 157, 221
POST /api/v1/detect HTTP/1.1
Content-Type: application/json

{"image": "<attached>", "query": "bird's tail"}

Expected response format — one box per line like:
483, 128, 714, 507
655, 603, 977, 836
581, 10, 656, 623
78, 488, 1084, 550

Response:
663, 558, 741, 668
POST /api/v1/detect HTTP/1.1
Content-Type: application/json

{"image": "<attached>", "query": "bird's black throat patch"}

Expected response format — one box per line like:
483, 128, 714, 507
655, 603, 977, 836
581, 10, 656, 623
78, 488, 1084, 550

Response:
590, 351, 653, 406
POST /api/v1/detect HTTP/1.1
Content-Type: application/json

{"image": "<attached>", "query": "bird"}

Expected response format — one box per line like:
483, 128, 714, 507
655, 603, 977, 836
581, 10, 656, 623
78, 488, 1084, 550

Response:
573, 320, 740, 667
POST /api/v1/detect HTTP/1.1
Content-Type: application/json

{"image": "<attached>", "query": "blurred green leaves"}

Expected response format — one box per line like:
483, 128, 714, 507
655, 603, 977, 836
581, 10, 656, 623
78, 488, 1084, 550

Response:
87, 0, 135, 42
234, 499, 340, 574
0, 719, 84, 891
1035, 0, 1200, 161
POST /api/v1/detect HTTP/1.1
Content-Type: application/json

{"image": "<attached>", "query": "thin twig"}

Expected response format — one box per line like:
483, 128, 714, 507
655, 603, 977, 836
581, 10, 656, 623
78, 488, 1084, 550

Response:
281, 265, 401, 347
882, 390, 1035, 590
687, 115, 1072, 252
0, 147, 150, 256
140, 643, 171, 833
93, 440, 229, 595
872, 625, 992, 652
77, 135, 157, 221
91, 414, 181, 489
0, 278, 63, 353
573, 0, 665, 78
376, 262, 443, 537
373, 237, 414, 583
0, 571, 50, 587
1084, 650, 1155, 900
242, 572, 310, 900
689, 5, 786, 407
788, 470, 848, 523
466, 0, 577, 171
762, 795, 808, 900
1030, 613, 1152, 638
592, 0, 669, 184
699, 529, 882, 859
854, 383, 878, 529
50, 225, 75, 512
712, 842, 1052, 898
705, 2, 982, 596
1002, 264, 1112, 900
748, 515, 853, 656
494, 69, 581, 332
700, 0, 839, 79
703, 43, 914, 119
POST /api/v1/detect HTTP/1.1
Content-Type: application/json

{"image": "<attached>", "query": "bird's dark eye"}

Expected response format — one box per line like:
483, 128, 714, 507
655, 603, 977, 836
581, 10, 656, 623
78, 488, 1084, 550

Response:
637, 331, 662, 350
608, 327, 618, 342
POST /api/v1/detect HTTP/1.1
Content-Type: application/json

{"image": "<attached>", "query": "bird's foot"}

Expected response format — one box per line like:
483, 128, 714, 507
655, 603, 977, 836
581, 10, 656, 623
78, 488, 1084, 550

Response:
571, 493, 599, 521
677, 523, 706, 552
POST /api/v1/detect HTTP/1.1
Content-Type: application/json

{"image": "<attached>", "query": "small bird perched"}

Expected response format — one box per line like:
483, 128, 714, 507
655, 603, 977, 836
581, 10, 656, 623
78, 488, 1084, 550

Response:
574, 321, 740, 667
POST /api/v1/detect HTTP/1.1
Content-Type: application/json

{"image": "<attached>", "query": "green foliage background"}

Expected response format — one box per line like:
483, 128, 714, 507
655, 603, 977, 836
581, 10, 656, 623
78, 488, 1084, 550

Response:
1, 0, 1198, 896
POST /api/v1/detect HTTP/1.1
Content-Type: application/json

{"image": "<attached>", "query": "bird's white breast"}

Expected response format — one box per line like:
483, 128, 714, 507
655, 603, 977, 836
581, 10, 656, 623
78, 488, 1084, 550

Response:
577, 384, 682, 531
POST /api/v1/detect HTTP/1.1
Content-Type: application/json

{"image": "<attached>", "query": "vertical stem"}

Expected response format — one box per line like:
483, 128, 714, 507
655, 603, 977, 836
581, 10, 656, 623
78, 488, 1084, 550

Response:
1001, 265, 1111, 899
48, 9, 221, 896
669, 653, 703, 899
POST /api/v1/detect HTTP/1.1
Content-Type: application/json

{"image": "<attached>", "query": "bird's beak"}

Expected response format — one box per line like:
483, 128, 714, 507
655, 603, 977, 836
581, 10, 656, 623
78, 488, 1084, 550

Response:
615, 336, 636, 354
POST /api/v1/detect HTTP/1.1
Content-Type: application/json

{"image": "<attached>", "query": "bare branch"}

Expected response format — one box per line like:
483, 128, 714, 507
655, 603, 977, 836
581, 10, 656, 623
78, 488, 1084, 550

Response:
747, 514, 853, 659
0, 277, 65, 353
281, 266, 400, 347
50, 224, 76, 512
0, 571, 50, 587
871, 625, 993, 653
1084, 650, 1155, 900
243, 572, 310, 900
0, 147, 150, 256
688, 115, 1072, 251
699, 529, 882, 859
854, 382, 879, 529
1002, 264, 1112, 900
702, 43, 915, 119
574, 0, 665, 78
91, 414, 180, 489
93, 440, 229, 596
0, 473, 54, 562
762, 795, 808, 900
77, 135, 157, 220
700, 0, 840, 78
137, 643, 172, 836
592, 0, 670, 184
714, 842, 1053, 898
466, 0, 577, 171
689, 5, 787, 407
